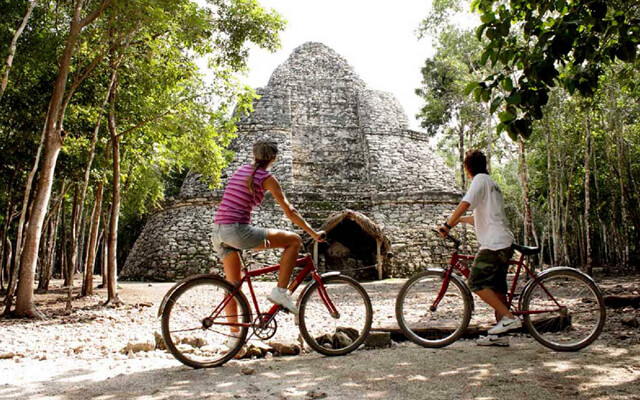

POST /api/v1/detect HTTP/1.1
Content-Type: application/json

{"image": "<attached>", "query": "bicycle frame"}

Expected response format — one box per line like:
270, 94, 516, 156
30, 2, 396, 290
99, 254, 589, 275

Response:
210, 254, 340, 330
433, 248, 563, 316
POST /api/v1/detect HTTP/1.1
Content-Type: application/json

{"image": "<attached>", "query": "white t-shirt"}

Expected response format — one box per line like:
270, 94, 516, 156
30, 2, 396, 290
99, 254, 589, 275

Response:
461, 173, 514, 251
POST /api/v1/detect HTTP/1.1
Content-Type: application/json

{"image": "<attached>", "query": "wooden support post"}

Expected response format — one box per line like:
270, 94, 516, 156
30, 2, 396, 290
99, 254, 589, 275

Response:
376, 239, 382, 280
313, 240, 319, 271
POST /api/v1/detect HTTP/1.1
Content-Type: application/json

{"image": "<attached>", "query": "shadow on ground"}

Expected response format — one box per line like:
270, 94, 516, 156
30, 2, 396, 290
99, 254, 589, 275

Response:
2, 341, 639, 400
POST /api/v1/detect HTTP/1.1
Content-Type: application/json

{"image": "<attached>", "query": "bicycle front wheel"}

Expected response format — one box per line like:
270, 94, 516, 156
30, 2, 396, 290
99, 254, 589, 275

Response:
521, 268, 606, 351
395, 269, 472, 348
298, 275, 372, 356
161, 276, 251, 368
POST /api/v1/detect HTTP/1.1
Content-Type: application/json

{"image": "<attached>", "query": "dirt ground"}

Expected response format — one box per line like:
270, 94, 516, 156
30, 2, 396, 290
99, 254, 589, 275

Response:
0, 274, 639, 400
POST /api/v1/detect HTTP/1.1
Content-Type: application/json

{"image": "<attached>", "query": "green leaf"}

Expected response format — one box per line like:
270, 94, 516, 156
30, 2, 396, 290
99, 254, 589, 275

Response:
506, 92, 521, 104
502, 77, 514, 91
481, 88, 491, 102
499, 110, 516, 122
464, 81, 481, 96
481, 12, 496, 24
490, 96, 504, 113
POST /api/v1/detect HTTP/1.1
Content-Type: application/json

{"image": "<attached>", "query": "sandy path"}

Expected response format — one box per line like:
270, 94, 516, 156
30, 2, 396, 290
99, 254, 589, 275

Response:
1, 276, 639, 399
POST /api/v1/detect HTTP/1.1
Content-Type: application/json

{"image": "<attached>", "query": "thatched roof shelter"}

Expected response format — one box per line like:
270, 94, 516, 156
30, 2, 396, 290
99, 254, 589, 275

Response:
319, 209, 392, 255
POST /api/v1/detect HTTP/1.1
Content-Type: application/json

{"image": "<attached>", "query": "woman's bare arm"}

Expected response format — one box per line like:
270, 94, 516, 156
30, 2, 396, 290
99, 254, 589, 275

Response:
263, 176, 323, 240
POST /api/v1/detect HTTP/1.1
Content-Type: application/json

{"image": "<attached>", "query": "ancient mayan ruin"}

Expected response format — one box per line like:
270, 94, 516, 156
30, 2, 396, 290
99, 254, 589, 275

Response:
122, 42, 461, 281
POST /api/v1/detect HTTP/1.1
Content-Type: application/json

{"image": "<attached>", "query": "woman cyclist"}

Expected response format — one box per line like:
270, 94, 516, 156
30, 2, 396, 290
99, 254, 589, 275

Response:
212, 140, 325, 319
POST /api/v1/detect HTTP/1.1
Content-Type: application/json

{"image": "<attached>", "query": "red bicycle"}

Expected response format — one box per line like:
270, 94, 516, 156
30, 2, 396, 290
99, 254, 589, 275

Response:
158, 239, 373, 368
395, 232, 606, 351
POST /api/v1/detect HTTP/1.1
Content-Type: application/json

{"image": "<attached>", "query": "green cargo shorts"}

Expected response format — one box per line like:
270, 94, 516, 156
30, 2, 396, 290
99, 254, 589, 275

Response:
468, 246, 514, 294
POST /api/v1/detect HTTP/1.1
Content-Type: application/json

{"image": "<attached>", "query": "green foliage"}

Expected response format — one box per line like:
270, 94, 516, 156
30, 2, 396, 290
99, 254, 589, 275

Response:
470, 0, 640, 139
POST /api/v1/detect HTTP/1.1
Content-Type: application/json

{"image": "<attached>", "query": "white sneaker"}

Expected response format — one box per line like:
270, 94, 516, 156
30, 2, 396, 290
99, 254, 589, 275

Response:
487, 316, 522, 335
476, 335, 510, 347
267, 287, 299, 315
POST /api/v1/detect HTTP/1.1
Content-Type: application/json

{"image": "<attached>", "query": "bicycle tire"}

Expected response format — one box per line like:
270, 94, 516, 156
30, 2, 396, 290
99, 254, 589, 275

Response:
521, 268, 606, 352
298, 275, 372, 356
161, 275, 251, 368
395, 269, 472, 348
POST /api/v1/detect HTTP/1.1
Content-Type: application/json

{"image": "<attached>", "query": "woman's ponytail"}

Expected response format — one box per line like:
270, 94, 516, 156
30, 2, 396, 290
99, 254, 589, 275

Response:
246, 141, 278, 194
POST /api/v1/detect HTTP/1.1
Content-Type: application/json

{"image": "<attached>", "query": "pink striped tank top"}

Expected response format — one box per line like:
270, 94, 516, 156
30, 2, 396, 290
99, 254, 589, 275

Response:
214, 164, 271, 224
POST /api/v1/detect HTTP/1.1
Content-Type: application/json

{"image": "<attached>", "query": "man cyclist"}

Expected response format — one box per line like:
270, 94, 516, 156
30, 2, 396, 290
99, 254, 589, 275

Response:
438, 149, 520, 346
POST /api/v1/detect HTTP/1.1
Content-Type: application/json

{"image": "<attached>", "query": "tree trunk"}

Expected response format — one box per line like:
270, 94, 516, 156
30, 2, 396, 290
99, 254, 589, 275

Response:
12, 0, 84, 319
545, 129, 558, 266
39, 194, 63, 292
66, 184, 80, 310
82, 182, 103, 296
60, 193, 68, 284
105, 84, 122, 305
518, 137, 537, 247
584, 108, 592, 276
3, 124, 46, 315
458, 124, 466, 189
0, 0, 39, 101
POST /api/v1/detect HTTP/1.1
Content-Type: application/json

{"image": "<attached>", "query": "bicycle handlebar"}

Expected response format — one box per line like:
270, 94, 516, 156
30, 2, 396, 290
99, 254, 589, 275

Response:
431, 228, 461, 247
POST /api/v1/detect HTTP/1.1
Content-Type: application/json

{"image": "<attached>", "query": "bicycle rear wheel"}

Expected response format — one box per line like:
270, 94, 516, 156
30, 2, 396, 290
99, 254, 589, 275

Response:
395, 269, 472, 348
161, 276, 251, 368
298, 275, 372, 356
521, 268, 605, 351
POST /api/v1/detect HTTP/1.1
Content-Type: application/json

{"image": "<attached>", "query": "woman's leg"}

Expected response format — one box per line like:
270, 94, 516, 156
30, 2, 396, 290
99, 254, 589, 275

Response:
222, 251, 242, 334
253, 229, 301, 288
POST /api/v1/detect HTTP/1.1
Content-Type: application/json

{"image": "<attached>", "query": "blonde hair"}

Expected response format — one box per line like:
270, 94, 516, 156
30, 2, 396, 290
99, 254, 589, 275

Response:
247, 140, 278, 194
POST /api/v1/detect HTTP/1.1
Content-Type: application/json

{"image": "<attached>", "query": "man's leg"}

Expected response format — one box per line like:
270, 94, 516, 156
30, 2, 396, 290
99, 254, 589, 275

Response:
475, 288, 514, 320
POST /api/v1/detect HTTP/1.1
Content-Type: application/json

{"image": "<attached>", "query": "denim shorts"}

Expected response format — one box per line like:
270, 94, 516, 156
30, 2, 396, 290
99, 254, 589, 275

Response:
211, 223, 268, 260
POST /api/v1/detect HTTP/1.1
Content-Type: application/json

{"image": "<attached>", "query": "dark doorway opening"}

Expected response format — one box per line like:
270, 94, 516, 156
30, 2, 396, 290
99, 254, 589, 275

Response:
319, 219, 378, 281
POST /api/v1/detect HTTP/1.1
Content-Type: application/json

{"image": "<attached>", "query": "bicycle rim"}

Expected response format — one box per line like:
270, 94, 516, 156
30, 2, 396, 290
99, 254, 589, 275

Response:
299, 275, 372, 356
161, 277, 250, 368
396, 270, 471, 347
522, 270, 605, 351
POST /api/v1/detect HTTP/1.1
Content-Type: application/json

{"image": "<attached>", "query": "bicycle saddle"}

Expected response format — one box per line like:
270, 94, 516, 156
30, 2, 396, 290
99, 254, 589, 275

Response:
512, 243, 540, 256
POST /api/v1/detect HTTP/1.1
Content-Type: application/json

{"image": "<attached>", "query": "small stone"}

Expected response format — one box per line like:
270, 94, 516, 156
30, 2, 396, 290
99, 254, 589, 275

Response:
246, 345, 264, 359
306, 390, 328, 399
128, 350, 135, 359
154, 332, 167, 350
0, 353, 15, 360
364, 332, 391, 349
268, 341, 301, 356
241, 367, 256, 375
73, 346, 84, 354
621, 316, 639, 328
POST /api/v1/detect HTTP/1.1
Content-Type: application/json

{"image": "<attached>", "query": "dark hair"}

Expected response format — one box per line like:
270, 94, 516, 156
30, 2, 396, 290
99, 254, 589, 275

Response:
247, 140, 279, 194
463, 149, 488, 177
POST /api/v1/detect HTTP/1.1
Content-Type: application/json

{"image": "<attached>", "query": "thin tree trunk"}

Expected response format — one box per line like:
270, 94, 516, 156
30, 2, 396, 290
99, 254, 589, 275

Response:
0, 0, 39, 101
584, 108, 593, 276
66, 184, 80, 310
485, 104, 492, 174
40, 193, 63, 292
545, 129, 559, 266
60, 193, 68, 284
518, 137, 537, 247
458, 124, 466, 189
82, 182, 102, 296
105, 83, 122, 305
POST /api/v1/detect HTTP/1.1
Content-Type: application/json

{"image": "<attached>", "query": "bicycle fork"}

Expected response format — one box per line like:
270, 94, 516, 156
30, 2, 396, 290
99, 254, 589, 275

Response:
430, 268, 455, 312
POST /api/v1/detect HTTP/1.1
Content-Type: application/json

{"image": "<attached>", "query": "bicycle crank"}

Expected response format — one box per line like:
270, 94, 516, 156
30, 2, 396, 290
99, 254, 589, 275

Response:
253, 313, 278, 340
